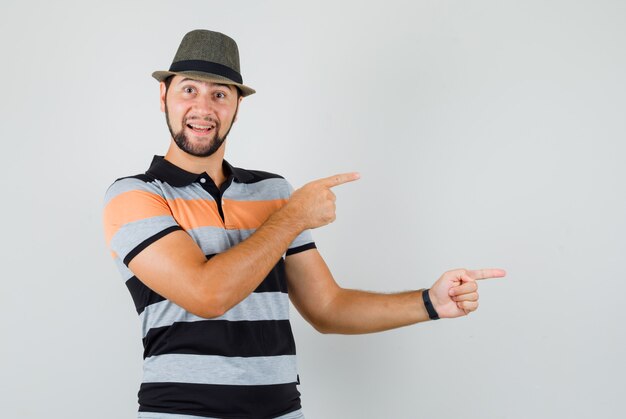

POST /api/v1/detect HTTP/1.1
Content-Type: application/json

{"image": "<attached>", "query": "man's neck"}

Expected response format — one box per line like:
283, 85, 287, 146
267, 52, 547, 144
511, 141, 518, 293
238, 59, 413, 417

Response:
164, 141, 228, 187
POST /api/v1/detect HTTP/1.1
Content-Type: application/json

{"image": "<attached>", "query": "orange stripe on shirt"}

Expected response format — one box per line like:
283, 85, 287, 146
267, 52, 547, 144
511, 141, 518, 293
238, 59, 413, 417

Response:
103, 190, 173, 245
166, 198, 223, 231
223, 198, 288, 230
105, 193, 289, 243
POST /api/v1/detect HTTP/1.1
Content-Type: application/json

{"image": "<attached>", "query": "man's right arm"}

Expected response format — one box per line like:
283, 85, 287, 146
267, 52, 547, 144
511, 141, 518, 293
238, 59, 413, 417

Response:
120, 172, 359, 318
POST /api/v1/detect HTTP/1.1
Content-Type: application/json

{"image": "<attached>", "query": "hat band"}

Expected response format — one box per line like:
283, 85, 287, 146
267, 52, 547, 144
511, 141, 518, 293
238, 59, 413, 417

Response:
169, 60, 243, 84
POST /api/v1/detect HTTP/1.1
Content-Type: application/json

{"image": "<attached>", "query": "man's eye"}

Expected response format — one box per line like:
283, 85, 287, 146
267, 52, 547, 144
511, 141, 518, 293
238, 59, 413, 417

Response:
183, 87, 196, 94
215, 92, 225, 99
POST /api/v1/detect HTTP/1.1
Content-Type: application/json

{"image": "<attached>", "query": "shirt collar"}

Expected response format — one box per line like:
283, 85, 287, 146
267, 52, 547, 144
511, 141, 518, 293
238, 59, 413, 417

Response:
146, 155, 253, 187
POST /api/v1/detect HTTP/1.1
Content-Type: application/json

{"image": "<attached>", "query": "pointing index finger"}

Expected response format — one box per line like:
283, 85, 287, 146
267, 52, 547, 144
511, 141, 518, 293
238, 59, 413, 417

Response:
467, 268, 507, 281
317, 172, 361, 188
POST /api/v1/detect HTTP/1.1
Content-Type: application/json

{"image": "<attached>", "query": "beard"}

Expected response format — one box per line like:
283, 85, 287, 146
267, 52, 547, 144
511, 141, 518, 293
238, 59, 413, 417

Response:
165, 104, 238, 158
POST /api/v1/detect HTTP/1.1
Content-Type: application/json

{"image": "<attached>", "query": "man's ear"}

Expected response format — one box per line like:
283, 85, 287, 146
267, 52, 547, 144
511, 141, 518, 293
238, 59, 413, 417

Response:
159, 82, 167, 112
234, 96, 243, 122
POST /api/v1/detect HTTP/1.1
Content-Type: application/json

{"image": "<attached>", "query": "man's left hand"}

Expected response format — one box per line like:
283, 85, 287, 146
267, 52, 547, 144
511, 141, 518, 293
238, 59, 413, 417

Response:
428, 268, 506, 319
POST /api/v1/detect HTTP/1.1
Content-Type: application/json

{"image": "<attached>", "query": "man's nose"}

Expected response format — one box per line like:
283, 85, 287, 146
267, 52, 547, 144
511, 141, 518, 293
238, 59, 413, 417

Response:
192, 93, 216, 115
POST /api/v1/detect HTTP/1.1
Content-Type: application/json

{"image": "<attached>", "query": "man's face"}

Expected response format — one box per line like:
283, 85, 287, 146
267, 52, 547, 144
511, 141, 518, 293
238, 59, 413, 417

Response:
160, 75, 242, 157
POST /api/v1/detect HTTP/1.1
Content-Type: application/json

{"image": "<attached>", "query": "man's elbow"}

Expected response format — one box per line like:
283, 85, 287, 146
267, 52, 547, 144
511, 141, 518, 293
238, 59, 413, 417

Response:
193, 305, 227, 319
187, 290, 230, 319
314, 325, 333, 334
308, 316, 335, 334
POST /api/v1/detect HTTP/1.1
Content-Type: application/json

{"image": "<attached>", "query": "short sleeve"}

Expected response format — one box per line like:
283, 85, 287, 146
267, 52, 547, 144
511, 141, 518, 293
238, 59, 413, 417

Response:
103, 177, 183, 266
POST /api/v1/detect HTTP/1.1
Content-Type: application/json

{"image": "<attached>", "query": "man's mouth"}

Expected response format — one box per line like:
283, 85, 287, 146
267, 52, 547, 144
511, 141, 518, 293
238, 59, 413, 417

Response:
186, 122, 216, 134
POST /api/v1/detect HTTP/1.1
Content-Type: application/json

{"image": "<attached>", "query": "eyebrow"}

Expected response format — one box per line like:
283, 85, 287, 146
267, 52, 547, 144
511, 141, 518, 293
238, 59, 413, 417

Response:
177, 78, 234, 91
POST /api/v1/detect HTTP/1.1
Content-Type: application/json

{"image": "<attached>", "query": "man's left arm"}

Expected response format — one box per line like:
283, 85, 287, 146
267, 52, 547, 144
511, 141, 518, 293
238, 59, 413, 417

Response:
285, 249, 506, 334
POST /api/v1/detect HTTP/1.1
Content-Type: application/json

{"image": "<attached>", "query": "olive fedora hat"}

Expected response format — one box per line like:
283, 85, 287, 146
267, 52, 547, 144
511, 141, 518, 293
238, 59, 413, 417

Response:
152, 29, 255, 97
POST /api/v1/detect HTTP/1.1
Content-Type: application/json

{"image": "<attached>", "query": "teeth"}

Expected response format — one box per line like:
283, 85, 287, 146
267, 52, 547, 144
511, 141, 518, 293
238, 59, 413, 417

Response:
189, 124, 213, 130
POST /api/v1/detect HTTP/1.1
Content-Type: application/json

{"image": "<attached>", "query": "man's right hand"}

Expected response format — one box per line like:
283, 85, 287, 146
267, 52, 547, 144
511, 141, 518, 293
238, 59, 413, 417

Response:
282, 172, 361, 230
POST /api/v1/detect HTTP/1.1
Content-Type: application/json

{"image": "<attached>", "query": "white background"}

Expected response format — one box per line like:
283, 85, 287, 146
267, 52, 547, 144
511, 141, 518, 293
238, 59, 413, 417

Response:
1, 1, 625, 418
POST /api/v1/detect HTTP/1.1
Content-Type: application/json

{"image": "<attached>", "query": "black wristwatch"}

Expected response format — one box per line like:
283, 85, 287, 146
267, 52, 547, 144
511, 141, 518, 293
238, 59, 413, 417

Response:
422, 289, 440, 320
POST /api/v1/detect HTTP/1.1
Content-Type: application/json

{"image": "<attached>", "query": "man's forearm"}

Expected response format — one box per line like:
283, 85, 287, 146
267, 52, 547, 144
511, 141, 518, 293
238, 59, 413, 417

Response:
314, 288, 430, 334
197, 208, 303, 316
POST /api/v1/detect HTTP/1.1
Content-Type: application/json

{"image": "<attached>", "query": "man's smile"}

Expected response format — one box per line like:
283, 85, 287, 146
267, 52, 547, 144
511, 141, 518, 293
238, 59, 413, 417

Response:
186, 121, 216, 134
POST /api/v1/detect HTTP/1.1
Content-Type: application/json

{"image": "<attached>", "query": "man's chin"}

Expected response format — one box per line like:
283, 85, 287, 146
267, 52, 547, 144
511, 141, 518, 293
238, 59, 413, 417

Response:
179, 147, 219, 158
173, 135, 225, 158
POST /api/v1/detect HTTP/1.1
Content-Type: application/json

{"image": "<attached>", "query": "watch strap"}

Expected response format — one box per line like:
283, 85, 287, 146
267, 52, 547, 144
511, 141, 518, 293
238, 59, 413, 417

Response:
422, 289, 440, 320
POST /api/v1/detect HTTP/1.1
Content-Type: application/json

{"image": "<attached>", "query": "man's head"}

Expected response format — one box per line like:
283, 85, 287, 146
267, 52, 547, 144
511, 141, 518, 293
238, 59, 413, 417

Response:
154, 29, 254, 158
160, 75, 242, 157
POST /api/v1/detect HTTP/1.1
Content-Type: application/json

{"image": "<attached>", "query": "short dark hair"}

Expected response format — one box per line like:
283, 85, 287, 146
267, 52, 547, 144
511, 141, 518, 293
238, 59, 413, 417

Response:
164, 75, 174, 90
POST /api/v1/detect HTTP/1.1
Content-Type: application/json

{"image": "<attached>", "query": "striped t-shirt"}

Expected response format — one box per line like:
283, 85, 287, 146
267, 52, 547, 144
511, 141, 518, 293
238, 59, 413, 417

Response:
103, 156, 315, 418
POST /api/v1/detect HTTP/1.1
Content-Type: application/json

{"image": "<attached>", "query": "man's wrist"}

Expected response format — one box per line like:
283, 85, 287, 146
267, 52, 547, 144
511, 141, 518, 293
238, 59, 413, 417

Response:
422, 289, 440, 320
276, 202, 308, 232
268, 204, 307, 237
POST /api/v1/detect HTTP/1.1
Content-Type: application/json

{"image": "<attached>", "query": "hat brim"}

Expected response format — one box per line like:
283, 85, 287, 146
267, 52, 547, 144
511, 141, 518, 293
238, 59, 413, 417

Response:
152, 70, 256, 97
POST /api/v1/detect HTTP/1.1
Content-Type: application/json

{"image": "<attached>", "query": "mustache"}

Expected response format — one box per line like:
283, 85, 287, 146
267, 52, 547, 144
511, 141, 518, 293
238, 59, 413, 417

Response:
184, 115, 218, 124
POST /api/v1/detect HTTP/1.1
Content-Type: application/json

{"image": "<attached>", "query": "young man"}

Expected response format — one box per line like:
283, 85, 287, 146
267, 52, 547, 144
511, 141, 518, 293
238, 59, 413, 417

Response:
103, 29, 505, 419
